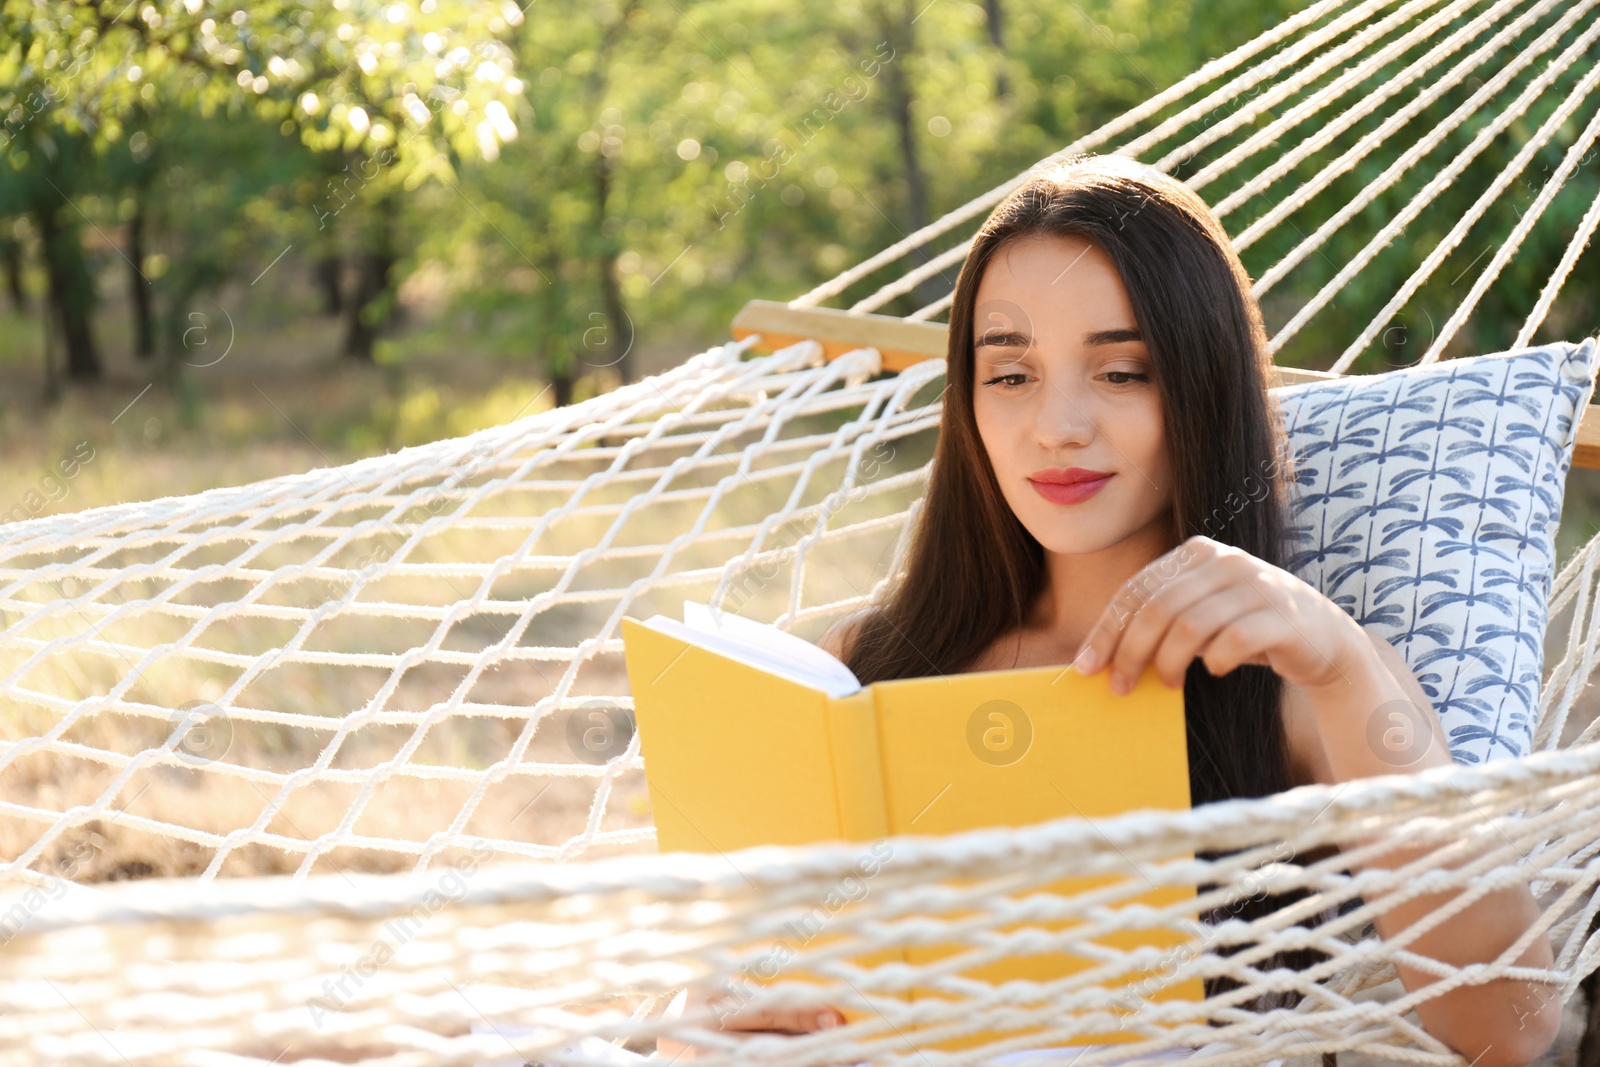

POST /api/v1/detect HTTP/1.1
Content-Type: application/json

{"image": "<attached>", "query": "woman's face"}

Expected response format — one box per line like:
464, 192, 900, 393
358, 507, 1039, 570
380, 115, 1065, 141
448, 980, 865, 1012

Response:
970, 233, 1174, 557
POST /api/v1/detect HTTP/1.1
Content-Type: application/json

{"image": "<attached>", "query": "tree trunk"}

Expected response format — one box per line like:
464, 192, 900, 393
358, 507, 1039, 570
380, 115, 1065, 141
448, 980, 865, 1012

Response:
877, 0, 944, 311
552, 366, 576, 407
984, 0, 1008, 98
128, 188, 155, 360
581, 0, 643, 389
40, 272, 59, 406
886, 59, 928, 241
33, 202, 101, 381
160, 273, 204, 393
539, 248, 576, 407
342, 194, 399, 362
342, 247, 394, 362
314, 149, 348, 317
593, 150, 635, 383
0, 236, 26, 314
315, 254, 343, 316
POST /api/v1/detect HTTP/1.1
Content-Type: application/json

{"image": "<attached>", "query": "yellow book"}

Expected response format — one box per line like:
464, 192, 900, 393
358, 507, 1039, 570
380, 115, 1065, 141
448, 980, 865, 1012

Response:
619, 603, 1202, 1054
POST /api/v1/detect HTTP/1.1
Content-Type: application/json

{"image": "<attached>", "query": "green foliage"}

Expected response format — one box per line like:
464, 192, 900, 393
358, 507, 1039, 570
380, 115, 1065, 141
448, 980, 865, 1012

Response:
0, 0, 526, 177
0, 0, 1595, 394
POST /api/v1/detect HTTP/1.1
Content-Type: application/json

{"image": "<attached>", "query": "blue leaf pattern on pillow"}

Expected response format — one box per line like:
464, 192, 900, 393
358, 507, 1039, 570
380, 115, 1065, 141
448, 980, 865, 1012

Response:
1278, 338, 1599, 764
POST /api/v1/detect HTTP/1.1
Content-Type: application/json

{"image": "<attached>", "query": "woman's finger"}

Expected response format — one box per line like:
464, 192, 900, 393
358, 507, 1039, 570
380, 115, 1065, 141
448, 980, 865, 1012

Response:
1147, 583, 1274, 687
1074, 536, 1216, 681
1101, 552, 1241, 693
1195, 607, 1285, 677
657, 989, 846, 1064
714, 1002, 845, 1033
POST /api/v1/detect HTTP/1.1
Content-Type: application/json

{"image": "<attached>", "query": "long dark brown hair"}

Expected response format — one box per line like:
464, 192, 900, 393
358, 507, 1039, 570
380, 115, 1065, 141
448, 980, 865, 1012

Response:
840, 152, 1323, 1005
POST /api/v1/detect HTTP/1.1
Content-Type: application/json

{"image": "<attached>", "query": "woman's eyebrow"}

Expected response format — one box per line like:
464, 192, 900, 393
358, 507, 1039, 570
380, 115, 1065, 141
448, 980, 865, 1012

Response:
974, 328, 1030, 348
1085, 327, 1143, 346
975, 327, 1143, 348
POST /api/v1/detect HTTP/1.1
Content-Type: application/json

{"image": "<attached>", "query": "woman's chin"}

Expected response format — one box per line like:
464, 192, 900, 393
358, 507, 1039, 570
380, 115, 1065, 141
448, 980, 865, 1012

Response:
1026, 528, 1119, 556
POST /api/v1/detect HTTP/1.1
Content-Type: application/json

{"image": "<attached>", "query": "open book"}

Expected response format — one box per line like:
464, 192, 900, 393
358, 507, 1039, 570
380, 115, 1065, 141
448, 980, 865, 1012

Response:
619, 601, 1202, 1051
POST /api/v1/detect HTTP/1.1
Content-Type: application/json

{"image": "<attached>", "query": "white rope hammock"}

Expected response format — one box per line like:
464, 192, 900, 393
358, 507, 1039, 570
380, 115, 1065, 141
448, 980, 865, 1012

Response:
2, 1, 1599, 1064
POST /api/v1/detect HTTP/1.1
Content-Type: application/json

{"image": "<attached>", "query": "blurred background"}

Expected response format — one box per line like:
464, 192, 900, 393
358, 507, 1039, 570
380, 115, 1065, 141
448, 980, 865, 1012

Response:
0, 0, 1596, 549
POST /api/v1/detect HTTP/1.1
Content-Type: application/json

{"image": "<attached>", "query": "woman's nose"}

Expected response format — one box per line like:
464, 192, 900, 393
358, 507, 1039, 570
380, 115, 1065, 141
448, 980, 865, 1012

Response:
1034, 378, 1097, 448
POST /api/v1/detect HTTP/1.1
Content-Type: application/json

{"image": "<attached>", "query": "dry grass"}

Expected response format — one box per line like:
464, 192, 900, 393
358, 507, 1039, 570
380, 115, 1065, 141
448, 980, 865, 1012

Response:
0, 277, 930, 885
0, 268, 718, 884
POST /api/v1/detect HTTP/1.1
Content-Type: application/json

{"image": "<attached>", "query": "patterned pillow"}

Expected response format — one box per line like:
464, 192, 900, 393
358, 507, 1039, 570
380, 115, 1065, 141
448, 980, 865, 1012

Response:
1274, 337, 1599, 765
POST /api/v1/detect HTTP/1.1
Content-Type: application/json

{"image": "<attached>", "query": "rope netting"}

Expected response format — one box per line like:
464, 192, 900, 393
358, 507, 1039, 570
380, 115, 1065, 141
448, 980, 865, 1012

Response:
2, 0, 1599, 1063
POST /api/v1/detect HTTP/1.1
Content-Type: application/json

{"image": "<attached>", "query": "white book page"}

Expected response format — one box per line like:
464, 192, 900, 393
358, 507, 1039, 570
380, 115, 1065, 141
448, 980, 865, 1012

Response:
634, 601, 862, 698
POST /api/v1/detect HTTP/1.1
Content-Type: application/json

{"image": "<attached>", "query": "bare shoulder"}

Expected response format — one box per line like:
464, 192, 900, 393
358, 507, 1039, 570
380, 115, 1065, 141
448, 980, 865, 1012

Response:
818, 608, 876, 661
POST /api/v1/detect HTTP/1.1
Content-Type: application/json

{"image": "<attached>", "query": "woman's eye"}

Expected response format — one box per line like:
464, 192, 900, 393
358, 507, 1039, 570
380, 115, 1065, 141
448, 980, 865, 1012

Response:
1104, 371, 1151, 385
982, 374, 1029, 389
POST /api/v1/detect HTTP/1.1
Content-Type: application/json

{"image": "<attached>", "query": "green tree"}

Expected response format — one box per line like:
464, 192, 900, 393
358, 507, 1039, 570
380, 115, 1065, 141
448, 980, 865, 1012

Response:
0, 0, 526, 386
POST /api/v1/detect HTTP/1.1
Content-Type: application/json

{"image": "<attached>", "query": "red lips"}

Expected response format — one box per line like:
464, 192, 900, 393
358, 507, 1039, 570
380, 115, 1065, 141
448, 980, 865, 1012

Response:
1029, 468, 1114, 505
1029, 467, 1113, 485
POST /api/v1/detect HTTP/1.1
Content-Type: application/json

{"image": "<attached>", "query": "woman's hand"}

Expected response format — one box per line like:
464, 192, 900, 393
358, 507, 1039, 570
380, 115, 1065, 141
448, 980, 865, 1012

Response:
656, 987, 846, 1061
1061, 535, 1560, 1067
1071, 535, 1366, 695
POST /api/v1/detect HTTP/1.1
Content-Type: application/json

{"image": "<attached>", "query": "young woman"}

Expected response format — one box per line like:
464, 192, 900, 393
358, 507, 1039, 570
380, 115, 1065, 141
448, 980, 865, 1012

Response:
657, 154, 1558, 1067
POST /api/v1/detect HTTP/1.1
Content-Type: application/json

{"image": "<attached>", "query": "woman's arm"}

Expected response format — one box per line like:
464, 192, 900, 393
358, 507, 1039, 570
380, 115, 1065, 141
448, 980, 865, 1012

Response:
1295, 625, 1559, 1067
1073, 535, 1561, 1067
